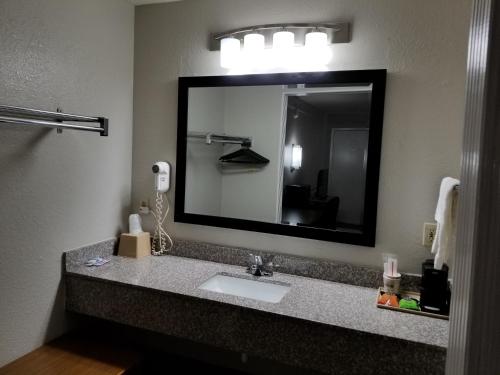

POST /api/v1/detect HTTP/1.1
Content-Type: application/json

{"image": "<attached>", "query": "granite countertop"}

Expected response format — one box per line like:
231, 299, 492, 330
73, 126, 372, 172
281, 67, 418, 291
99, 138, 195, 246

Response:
66, 253, 448, 349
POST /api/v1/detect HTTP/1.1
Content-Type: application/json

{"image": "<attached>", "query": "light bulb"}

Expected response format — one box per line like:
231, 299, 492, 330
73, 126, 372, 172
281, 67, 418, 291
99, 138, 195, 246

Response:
273, 31, 295, 49
272, 31, 295, 67
305, 31, 331, 65
242, 33, 265, 69
305, 31, 328, 48
244, 33, 265, 52
220, 37, 240, 69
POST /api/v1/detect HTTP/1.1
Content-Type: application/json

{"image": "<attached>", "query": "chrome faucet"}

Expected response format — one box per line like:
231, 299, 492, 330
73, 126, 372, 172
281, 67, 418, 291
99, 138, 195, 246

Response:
247, 254, 277, 276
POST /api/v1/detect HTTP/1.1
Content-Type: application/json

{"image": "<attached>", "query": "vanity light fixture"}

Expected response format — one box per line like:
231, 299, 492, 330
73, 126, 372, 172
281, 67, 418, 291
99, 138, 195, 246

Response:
291, 144, 303, 172
211, 22, 351, 70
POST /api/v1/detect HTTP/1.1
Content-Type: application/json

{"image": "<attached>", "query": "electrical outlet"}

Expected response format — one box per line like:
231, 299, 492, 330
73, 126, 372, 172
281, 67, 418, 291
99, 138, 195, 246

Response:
422, 223, 437, 247
138, 200, 150, 215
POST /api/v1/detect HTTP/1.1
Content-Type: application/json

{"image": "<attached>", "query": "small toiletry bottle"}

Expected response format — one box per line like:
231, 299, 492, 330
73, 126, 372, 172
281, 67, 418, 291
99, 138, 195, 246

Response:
383, 272, 401, 294
382, 254, 401, 293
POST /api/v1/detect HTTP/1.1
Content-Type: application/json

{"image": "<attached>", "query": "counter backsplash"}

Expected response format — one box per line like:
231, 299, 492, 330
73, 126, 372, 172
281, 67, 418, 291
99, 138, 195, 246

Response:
65, 237, 421, 291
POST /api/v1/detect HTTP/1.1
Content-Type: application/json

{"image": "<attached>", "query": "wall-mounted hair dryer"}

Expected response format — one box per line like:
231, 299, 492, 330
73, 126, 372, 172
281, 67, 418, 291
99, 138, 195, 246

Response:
152, 161, 170, 193
151, 161, 173, 255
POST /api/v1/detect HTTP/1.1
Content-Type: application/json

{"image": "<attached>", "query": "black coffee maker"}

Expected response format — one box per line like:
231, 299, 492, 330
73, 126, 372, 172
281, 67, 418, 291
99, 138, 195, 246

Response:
420, 259, 451, 315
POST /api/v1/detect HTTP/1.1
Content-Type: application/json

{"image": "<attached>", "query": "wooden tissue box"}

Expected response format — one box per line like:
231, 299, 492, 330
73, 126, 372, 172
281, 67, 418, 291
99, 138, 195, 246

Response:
118, 232, 151, 258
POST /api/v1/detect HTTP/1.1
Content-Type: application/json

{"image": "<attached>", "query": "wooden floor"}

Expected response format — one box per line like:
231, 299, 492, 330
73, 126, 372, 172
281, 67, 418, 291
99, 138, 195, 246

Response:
0, 334, 142, 375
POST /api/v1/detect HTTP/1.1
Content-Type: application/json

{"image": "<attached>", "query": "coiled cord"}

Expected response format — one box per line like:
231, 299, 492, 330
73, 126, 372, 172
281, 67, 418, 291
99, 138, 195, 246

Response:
151, 191, 173, 255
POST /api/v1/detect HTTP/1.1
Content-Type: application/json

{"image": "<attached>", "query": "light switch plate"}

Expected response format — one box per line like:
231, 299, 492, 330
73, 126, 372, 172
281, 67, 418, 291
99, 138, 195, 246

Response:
423, 222, 437, 247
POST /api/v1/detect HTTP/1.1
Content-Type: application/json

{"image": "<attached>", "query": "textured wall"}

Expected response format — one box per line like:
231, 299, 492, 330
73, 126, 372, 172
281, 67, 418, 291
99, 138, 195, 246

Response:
132, 0, 470, 274
0, 0, 134, 366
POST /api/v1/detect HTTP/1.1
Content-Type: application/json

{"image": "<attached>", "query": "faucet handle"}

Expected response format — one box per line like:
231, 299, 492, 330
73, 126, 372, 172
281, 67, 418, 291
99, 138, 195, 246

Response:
262, 254, 275, 263
267, 261, 279, 269
255, 255, 263, 265
248, 254, 263, 266
263, 260, 279, 275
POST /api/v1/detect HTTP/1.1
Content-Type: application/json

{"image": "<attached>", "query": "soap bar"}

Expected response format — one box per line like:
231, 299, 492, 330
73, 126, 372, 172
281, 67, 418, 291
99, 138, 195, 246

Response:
399, 298, 420, 311
377, 292, 399, 307
378, 293, 390, 305
387, 294, 399, 307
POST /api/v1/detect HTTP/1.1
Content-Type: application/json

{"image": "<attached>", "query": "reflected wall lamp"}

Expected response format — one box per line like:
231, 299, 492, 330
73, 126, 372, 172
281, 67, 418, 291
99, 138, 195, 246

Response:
211, 22, 351, 70
291, 144, 303, 172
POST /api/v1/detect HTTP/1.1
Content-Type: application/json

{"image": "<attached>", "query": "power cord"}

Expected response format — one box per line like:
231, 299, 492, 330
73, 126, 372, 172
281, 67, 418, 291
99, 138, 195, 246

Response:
151, 191, 173, 255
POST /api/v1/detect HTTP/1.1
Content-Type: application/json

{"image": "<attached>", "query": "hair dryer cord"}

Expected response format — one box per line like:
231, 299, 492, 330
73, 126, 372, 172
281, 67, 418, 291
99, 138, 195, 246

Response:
151, 191, 173, 255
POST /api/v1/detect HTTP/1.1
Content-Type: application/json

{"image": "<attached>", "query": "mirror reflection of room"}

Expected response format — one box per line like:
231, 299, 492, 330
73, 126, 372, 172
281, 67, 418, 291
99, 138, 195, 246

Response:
185, 82, 375, 235
281, 86, 372, 233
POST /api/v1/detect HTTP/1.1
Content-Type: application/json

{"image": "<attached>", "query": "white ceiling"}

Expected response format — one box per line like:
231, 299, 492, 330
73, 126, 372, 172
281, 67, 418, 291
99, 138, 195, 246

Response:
129, 0, 182, 5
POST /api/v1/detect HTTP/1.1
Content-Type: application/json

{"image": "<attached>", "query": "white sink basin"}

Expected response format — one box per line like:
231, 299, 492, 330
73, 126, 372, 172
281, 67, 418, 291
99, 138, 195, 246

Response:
198, 273, 291, 303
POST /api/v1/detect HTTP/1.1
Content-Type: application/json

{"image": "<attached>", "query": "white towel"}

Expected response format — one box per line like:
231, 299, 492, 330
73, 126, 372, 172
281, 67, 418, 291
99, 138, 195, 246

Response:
431, 177, 460, 269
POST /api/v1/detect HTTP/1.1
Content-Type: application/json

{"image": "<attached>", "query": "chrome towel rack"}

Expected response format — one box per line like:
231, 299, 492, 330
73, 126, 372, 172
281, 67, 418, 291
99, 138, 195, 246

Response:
0, 105, 108, 136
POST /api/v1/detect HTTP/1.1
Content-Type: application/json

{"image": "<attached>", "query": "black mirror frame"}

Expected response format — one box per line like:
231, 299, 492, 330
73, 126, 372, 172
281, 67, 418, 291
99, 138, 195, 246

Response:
175, 69, 386, 247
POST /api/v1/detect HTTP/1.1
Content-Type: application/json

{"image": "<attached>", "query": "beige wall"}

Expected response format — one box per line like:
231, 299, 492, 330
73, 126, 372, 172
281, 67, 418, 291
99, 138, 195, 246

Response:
185, 87, 225, 216
219, 86, 283, 223
0, 0, 134, 366
132, 0, 470, 274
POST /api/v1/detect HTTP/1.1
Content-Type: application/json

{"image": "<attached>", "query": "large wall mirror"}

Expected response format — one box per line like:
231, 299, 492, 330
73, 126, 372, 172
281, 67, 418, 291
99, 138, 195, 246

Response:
175, 70, 386, 246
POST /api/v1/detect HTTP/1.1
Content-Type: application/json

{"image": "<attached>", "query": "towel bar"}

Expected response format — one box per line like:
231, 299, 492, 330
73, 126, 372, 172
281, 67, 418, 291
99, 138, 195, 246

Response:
0, 105, 108, 136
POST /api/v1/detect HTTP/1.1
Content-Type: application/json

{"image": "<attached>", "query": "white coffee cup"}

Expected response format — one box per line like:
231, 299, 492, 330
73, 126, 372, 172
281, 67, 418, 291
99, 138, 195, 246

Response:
129, 214, 143, 235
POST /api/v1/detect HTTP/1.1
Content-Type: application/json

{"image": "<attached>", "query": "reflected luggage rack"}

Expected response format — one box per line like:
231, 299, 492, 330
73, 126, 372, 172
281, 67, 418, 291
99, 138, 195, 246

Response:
187, 131, 252, 147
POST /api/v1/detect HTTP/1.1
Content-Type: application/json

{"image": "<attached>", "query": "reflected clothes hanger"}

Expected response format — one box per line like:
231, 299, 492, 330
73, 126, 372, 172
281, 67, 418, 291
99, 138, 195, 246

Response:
219, 146, 270, 165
